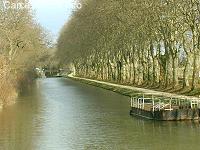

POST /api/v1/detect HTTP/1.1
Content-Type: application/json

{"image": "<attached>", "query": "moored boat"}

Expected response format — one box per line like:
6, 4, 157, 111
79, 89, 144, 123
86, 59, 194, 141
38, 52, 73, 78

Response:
130, 95, 200, 121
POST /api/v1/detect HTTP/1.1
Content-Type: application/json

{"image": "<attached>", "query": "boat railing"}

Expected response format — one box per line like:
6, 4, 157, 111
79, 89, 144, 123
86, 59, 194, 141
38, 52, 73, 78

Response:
130, 94, 200, 111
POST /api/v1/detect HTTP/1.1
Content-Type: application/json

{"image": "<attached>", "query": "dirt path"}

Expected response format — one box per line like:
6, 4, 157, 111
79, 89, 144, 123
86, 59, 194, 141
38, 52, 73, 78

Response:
68, 74, 200, 100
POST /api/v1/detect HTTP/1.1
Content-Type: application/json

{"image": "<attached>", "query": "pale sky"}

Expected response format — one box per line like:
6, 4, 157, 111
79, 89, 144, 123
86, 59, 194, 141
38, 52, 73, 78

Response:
29, 0, 75, 41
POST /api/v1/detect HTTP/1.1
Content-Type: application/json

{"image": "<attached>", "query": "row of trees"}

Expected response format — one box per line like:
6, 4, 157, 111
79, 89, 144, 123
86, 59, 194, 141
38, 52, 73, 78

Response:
57, 0, 200, 91
0, 0, 51, 106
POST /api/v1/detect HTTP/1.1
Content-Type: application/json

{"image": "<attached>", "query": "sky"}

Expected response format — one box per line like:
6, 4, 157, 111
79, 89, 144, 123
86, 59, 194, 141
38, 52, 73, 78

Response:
29, 0, 75, 42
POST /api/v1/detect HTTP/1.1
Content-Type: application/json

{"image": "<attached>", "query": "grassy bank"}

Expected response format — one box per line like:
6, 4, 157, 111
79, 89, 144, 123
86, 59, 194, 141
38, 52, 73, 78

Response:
68, 76, 136, 97
0, 55, 38, 108
67, 75, 199, 100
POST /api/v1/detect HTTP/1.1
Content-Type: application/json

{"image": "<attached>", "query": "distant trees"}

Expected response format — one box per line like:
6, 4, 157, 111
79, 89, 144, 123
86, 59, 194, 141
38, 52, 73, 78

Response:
57, 0, 200, 92
0, 0, 51, 106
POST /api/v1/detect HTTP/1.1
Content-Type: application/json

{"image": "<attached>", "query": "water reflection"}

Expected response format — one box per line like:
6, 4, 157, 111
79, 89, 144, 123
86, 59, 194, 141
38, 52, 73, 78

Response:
0, 79, 44, 150
0, 78, 199, 150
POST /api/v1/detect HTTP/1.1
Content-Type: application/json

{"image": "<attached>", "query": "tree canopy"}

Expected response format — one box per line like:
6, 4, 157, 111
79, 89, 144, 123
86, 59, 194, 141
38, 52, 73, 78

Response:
57, 0, 200, 94
0, 0, 52, 106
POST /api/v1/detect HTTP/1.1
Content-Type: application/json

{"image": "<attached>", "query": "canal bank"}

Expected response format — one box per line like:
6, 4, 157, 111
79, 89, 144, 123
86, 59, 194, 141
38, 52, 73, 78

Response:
67, 74, 199, 100
67, 75, 200, 121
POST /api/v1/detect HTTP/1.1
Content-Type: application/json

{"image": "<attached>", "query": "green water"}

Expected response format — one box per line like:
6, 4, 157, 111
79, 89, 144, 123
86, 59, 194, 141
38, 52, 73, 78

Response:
0, 78, 199, 150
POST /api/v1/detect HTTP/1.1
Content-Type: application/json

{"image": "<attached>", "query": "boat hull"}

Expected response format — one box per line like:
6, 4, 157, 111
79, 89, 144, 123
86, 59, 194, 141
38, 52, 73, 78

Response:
130, 107, 200, 121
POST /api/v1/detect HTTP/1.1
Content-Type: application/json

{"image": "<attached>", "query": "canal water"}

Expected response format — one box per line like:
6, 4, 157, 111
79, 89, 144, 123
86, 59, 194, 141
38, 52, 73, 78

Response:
0, 78, 199, 150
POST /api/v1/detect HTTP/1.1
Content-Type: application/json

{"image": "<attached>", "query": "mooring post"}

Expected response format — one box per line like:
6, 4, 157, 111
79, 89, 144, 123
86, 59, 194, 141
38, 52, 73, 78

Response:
142, 94, 145, 109
170, 97, 172, 111
185, 98, 188, 108
152, 95, 154, 112
159, 99, 161, 111
133, 97, 134, 107
131, 97, 132, 107
134, 97, 136, 107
